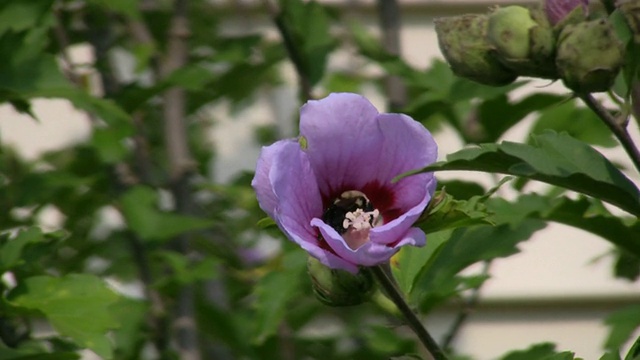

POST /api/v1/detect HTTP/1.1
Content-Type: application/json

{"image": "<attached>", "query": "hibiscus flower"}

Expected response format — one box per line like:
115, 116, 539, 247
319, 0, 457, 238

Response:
252, 93, 437, 273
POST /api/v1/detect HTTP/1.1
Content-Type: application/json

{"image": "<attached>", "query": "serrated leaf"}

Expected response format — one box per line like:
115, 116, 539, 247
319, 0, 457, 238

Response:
418, 191, 494, 234
477, 93, 565, 143
403, 131, 640, 216
119, 186, 214, 242
410, 220, 546, 311
531, 100, 616, 147
614, 250, 640, 281
499, 343, 559, 360
487, 195, 640, 257
7, 274, 120, 359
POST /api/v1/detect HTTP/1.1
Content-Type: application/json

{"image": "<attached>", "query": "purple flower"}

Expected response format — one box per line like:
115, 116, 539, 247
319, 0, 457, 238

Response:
252, 93, 437, 273
544, 0, 589, 25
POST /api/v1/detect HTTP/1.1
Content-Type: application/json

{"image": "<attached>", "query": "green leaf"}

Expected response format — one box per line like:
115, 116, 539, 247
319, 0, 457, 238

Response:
7, 274, 120, 359
499, 343, 575, 360
614, 250, 640, 281
418, 190, 494, 235
487, 195, 640, 257
405, 131, 640, 216
477, 93, 565, 143
87, 0, 141, 19
153, 251, 218, 291
257, 217, 277, 229
531, 100, 616, 147
625, 334, 640, 360
605, 304, 640, 352
410, 220, 546, 311
0, 227, 44, 271
280, 0, 336, 86
110, 298, 147, 359
91, 127, 131, 163
392, 230, 451, 295
601, 352, 622, 360
0, 0, 54, 36
436, 180, 486, 199
119, 186, 214, 242
0, 348, 79, 360
252, 250, 306, 344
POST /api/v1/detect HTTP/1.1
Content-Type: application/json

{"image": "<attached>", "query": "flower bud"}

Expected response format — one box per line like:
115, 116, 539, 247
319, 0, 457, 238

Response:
556, 19, 625, 92
487, 6, 557, 78
617, 0, 640, 44
307, 256, 375, 306
544, 0, 589, 26
435, 14, 517, 86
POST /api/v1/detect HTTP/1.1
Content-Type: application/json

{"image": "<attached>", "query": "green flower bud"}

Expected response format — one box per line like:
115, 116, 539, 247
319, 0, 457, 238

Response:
307, 257, 375, 307
556, 19, 625, 92
487, 6, 557, 78
435, 14, 517, 86
617, 0, 640, 44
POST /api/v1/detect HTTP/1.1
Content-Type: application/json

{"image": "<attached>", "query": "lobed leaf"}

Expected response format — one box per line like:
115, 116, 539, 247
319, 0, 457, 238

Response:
500, 343, 578, 360
7, 274, 120, 359
403, 131, 640, 216
409, 220, 546, 312
487, 194, 640, 257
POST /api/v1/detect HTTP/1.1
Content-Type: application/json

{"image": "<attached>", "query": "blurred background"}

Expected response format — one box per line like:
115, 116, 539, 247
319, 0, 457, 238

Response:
1, 0, 639, 359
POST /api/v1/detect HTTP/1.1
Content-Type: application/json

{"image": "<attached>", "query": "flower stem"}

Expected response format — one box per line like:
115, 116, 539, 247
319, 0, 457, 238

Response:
578, 93, 640, 174
371, 265, 448, 360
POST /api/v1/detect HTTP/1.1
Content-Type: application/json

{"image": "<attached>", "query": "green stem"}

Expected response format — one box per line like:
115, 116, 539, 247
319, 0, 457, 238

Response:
371, 265, 448, 360
578, 93, 640, 175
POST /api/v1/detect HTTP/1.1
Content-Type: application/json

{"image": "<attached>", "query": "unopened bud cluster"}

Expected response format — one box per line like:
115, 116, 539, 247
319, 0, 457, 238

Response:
435, 0, 630, 92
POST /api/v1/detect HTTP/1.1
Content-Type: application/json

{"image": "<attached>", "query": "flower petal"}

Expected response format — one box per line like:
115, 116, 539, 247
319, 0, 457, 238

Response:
371, 176, 436, 245
300, 93, 383, 197
312, 218, 399, 267
300, 94, 438, 217
267, 140, 359, 273
375, 113, 438, 212
252, 139, 297, 219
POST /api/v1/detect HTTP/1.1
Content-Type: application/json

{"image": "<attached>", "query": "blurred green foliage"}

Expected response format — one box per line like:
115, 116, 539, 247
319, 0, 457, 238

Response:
0, 0, 639, 359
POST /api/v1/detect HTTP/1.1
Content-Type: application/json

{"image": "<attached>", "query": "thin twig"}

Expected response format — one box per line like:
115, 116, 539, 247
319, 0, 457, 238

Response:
263, 0, 313, 102
375, 0, 407, 111
162, 0, 195, 181
441, 261, 490, 351
128, 233, 170, 354
160, 0, 200, 358
578, 93, 640, 174
80, 4, 174, 356
371, 265, 448, 360
631, 83, 640, 130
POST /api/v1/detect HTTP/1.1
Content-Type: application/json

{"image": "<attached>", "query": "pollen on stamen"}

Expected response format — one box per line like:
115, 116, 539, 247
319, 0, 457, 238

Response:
343, 208, 380, 231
